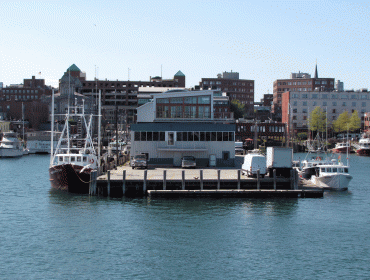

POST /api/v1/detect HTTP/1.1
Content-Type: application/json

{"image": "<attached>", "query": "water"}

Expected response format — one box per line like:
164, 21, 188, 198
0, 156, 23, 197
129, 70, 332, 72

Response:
0, 153, 369, 279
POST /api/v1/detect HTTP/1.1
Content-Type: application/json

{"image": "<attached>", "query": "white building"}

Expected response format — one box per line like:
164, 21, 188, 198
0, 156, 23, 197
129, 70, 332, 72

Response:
282, 90, 370, 129
131, 89, 236, 167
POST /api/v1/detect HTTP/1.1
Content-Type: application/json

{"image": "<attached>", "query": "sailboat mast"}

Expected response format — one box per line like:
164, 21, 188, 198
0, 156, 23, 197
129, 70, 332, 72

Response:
50, 89, 54, 165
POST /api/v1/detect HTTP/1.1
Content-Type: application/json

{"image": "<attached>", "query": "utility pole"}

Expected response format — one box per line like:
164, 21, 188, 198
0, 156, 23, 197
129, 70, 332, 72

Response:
115, 90, 119, 169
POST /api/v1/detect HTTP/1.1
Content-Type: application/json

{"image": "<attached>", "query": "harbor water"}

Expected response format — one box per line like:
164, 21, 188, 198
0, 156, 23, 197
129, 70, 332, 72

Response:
0, 153, 369, 279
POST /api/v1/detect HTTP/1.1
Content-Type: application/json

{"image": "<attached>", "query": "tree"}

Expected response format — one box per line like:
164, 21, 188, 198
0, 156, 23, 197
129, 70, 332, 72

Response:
349, 110, 361, 132
308, 106, 326, 135
333, 111, 350, 133
230, 100, 245, 119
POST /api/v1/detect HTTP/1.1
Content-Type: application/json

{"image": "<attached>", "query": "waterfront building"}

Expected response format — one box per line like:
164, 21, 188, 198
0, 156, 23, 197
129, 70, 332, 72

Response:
281, 89, 369, 136
0, 76, 52, 129
199, 71, 255, 118
66, 64, 187, 125
131, 89, 236, 167
272, 65, 335, 120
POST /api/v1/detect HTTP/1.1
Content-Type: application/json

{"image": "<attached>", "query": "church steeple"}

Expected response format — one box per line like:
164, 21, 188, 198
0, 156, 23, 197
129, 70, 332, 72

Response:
314, 62, 318, 79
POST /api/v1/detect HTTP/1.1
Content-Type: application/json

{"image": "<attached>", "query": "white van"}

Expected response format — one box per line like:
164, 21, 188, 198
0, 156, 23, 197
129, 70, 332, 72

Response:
242, 153, 267, 177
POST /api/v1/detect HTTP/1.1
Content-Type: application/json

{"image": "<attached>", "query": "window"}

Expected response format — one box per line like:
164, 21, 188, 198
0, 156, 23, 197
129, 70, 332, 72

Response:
332, 109, 336, 113
342, 102, 346, 106
312, 94, 318, 99
352, 102, 356, 106
303, 101, 307, 106
323, 101, 327, 106
362, 102, 366, 107
168, 132, 175, 145
217, 132, 223, 141
302, 94, 308, 99
332, 102, 337, 106
322, 94, 328, 99
293, 108, 297, 113
198, 96, 210, 104
302, 108, 307, 113
293, 101, 297, 106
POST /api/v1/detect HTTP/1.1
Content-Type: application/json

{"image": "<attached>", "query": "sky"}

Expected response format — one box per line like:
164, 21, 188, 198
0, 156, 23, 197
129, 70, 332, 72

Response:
1, 0, 370, 101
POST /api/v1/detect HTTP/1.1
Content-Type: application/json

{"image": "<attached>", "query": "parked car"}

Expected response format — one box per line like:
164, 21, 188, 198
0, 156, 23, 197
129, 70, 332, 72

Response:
181, 156, 196, 168
130, 154, 148, 169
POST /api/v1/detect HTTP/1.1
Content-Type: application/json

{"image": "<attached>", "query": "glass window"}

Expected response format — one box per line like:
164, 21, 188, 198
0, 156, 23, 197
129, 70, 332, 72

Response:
135, 132, 140, 141
206, 132, 211, 141
333, 102, 337, 106
302, 94, 308, 99
312, 94, 318, 99
217, 132, 223, 141
322, 94, 328, 99
211, 132, 217, 141
159, 131, 165, 141
59, 156, 63, 161
229, 132, 234, 141
303, 101, 307, 106
333, 168, 337, 172
323, 101, 327, 106
185, 96, 197, 104
223, 132, 229, 141
140, 132, 146, 141
170, 97, 182, 104
168, 132, 175, 145
188, 132, 194, 141
193, 132, 200, 141
153, 132, 159, 141
157, 98, 169, 103
147, 132, 152, 141
83, 156, 87, 162
200, 132, 205, 141
77, 157, 82, 162
177, 132, 183, 141
71, 157, 75, 162
198, 96, 210, 104
362, 102, 366, 107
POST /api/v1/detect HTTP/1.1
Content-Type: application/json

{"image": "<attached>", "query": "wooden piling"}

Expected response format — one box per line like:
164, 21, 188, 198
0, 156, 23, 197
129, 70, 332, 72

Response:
200, 170, 203, 190
163, 170, 166, 190
217, 170, 221, 190
182, 170, 185, 190
273, 169, 277, 190
237, 169, 241, 189
107, 170, 111, 197
122, 170, 126, 196
257, 169, 260, 190
143, 170, 147, 194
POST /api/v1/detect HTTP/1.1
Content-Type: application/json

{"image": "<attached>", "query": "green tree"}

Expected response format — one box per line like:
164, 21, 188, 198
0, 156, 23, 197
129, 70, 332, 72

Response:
349, 110, 361, 131
308, 106, 326, 134
230, 99, 245, 119
333, 111, 350, 133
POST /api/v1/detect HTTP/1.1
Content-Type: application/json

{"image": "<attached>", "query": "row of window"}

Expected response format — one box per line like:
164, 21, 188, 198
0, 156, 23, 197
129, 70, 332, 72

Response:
237, 126, 285, 133
156, 105, 211, 119
278, 80, 334, 86
292, 101, 367, 107
2, 89, 39, 94
157, 95, 211, 105
292, 93, 369, 99
4, 95, 39, 100
134, 131, 235, 142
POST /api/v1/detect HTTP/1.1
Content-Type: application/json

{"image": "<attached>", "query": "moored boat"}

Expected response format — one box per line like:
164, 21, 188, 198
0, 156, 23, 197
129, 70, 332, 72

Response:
355, 137, 370, 156
310, 163, 352, 191
49, 97, 101, 194
332, 142, 351, 154
0, 132, 24, 158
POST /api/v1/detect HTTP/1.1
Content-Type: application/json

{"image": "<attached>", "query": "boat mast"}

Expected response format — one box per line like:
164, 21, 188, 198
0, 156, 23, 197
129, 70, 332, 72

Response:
50, 89, 54, 166
98, 90, 101, 170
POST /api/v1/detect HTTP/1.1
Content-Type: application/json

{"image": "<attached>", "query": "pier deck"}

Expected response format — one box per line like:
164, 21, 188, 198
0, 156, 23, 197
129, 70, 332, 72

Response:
89, 162, 323, 198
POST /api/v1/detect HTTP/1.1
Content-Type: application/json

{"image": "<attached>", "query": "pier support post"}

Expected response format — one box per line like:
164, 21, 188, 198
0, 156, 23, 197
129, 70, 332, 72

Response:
143, 170, 147, 194
237, 169, 241, 190
273, 169, 277, 190
182, 170, 185, 190
200, 170, 203, 190
107, 170, 111, 197
163, 170, 166, 190
122, 170, 126, 196
290, 169, 294, 190
257, 169, 260, 190
294, 169, 298, 190
89, 170, 97, 196
217, 170, 221, 190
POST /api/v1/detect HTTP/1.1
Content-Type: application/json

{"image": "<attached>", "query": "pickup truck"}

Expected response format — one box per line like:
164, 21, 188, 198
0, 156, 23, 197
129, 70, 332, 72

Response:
130, 154, 148, 169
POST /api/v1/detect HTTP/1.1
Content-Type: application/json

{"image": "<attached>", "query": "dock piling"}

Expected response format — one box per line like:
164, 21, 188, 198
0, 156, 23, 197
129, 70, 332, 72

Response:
200, 170, 203, 190
122, 170, 126, 196
182, 170, 185, 190
163, 170, 166, 190
143, 170, 147, 194
273, 169, 277, 190
257, 169, 260, 190
237, 169, 241, 189
217, 170, 220, 190
107, 170, 111, 197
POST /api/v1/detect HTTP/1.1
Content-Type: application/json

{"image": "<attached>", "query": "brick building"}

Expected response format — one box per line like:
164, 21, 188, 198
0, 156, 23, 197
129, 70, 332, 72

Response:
0, 76, 52, 129
199, 71, 254, 117
62, 64, 186, 125
273, 65, 335, 121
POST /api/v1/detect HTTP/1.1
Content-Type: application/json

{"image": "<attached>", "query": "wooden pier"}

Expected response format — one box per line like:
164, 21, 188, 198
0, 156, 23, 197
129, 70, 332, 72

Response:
89, 164, 323, 198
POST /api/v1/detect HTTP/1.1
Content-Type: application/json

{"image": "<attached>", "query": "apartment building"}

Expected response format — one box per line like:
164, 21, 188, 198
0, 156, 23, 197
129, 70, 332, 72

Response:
199, 71, 254, 117
273, 65, 335, 120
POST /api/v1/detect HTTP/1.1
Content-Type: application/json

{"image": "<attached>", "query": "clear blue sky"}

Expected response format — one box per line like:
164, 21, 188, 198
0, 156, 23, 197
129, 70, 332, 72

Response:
1, 0, 369, 101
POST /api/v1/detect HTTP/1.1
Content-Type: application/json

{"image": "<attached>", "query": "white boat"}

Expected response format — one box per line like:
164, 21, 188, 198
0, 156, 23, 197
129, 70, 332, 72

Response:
49, 97, 101, 194
310, 163, 352, 191
0, 132, 24, 158
355, 135, 370, 156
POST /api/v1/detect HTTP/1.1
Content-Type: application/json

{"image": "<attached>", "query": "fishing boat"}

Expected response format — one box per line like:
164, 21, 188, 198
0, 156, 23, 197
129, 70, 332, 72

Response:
355, 135, 370, 156
332, 142, 351, 153
0, 132, 24, 158
49, 94, 101, 193
309, 161, 352, 191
